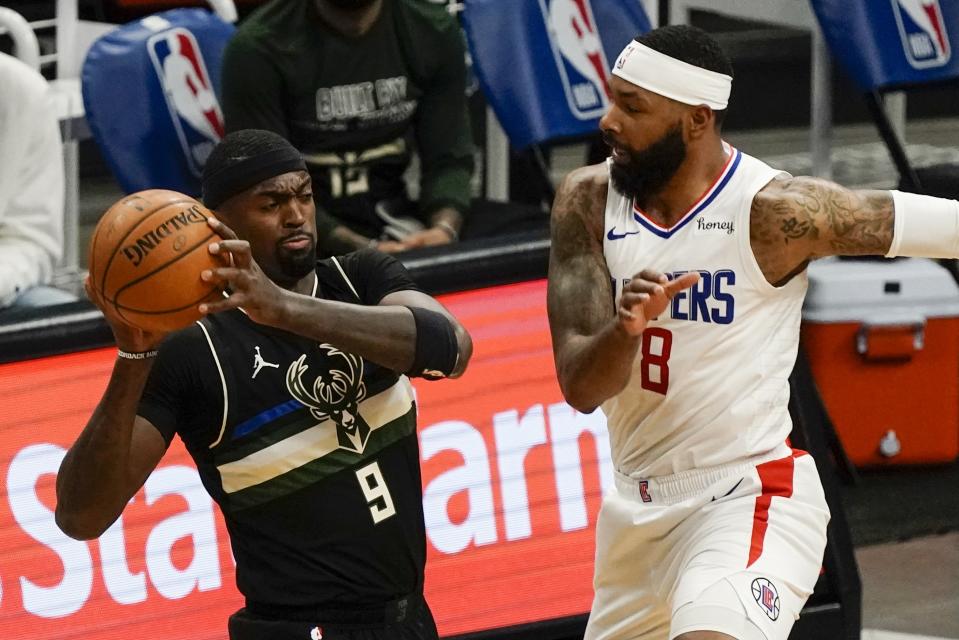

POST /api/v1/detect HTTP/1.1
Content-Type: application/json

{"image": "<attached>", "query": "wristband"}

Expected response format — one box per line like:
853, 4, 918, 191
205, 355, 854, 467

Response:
886, 190, 959, 258
117, 349, 159, 360
405, 306, 459, 379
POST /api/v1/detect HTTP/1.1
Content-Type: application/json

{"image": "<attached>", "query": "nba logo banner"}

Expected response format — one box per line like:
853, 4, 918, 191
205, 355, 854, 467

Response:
539, 0, 611, 120
148, 28, 226, 177
811, 0, 959, 91
462, 0, 650, 148
891, 0, 952, 68
81, 8, 234, 195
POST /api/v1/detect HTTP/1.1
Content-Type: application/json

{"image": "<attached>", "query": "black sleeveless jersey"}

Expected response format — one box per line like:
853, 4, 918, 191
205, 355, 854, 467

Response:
138, 249, 427, 609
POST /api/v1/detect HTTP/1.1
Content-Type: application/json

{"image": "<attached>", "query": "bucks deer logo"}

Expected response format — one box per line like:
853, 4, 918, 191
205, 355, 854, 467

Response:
286, 345, 371, 453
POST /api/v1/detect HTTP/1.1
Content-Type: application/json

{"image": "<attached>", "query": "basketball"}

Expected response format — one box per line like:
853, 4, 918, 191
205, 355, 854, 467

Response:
88, 189, 224, 333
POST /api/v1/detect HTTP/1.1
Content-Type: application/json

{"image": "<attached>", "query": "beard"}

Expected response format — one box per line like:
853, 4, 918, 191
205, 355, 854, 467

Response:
323, 0, 378, 10
607, 124, 687, 207
276, 238, 317, 282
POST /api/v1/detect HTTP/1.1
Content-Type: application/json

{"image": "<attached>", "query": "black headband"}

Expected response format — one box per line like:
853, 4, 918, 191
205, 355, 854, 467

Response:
202, 147, 307, 209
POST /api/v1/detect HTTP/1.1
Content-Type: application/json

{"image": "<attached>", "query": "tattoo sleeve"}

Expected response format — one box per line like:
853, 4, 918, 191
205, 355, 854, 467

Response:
546, 174, 612, 345
752, 178, 895, 284
791, 180, 894, 255
546, 170, 643, 412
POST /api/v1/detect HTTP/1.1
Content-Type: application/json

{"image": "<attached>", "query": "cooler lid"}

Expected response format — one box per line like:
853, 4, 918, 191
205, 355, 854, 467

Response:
803, 257, 959, 323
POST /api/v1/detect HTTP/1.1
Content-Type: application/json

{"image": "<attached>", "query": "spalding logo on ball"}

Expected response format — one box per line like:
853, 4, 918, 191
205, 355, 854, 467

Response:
89, 189, 225, 332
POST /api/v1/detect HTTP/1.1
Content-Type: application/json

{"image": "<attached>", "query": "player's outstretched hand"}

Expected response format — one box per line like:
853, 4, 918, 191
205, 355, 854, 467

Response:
618, 270, 700, 337
84, 276, 167, 354
198, 218, 284, 326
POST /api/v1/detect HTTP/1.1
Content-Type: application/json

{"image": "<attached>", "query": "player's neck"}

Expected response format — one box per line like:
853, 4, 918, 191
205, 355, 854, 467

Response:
639, 140, 729, 226
293, 271, 317, 297
274, 271, 317, 296
314, 0, 384, 37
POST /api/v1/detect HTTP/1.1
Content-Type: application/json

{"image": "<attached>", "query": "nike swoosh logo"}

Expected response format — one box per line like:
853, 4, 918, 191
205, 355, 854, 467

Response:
711, 477, 744, 502
607, 228, 641, 241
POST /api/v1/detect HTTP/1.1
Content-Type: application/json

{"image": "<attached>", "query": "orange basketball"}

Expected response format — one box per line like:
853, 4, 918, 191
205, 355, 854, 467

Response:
88, 189, 224, 333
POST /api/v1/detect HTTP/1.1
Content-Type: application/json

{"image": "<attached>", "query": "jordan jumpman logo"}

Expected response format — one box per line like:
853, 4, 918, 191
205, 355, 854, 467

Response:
252, 346, 279, 379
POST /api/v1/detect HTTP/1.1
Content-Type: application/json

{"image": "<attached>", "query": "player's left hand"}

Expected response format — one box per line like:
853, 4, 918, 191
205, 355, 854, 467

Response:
198, 218, 285, 325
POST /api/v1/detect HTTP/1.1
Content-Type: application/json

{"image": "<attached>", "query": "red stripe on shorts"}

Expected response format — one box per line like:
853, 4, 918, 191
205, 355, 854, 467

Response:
746, 450, 805, 567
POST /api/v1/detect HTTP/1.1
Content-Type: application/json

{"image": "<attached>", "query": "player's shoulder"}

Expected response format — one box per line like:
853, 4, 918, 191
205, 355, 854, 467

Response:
550, 163, 608, 246
322, 248, 396, 274
165, 321, 208, 344
318, 250, 414, 304
559, 162, 609, 195
155, 322, 210, 362
752, 174, 837, 216
554, 163, 609, 214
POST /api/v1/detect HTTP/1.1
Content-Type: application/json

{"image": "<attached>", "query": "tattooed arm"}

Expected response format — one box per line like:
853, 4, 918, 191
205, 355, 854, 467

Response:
547, 167, 699, 412
547, 166, 633, 413
750, 176, 895, 285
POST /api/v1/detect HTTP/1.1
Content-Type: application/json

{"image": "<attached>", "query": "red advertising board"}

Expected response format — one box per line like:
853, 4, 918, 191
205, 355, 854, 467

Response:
0, 279, 613, 638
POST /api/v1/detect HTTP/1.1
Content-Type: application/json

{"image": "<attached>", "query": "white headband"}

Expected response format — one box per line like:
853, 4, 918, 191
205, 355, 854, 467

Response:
612, 40, 732, 110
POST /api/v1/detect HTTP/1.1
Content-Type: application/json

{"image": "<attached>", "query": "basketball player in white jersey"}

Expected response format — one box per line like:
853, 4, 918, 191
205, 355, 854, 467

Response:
547, 25, 959, 640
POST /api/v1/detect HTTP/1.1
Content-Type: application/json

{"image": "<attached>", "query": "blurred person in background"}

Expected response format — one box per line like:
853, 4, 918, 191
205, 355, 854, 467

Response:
0, 51, 73, 311
221, 0, 474, 256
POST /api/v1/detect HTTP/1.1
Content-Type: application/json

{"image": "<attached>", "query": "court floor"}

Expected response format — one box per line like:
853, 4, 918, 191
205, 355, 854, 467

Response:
859, 532, 959, 639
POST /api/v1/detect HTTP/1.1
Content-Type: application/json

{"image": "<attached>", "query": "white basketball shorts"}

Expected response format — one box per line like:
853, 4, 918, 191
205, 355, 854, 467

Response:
585, 445, 830, 640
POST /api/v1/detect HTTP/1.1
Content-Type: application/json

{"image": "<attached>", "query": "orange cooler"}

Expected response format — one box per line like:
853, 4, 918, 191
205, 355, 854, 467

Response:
801, 258, 959, 467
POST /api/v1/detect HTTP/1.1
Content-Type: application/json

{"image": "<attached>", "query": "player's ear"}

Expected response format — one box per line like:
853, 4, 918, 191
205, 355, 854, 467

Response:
686, 105, 713, 140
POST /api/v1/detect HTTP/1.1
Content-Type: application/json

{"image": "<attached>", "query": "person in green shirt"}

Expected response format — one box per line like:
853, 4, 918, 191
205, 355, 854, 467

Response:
221, 0, 475, 256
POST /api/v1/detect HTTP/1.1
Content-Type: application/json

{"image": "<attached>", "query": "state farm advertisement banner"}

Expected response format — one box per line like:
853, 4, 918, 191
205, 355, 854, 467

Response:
0, 280, 614, 639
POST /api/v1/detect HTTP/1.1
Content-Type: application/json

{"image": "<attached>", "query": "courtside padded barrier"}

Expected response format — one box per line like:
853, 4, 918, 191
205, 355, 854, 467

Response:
82, 8, 233, 197
461, 0, 649, 149
0, 231, 550, 363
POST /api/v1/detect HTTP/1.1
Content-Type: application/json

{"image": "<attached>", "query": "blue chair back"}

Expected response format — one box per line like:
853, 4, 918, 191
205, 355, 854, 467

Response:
82, 8, 234, 196
462, 0, 651, 148
811, 0, 959, 91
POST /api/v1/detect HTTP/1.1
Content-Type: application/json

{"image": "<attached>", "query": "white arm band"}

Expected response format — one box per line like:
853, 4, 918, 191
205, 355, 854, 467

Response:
886, 190, 959, 258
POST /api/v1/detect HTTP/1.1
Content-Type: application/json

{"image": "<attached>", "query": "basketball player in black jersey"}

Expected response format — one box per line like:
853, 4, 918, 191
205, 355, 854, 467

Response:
55, 129, 472, 640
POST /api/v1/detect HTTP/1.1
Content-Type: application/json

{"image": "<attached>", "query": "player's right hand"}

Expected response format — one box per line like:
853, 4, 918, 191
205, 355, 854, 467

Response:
84, 276, 166, 353
618, 270, 701, 337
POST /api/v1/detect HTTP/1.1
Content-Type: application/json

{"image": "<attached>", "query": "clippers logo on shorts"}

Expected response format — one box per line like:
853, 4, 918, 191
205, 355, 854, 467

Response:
539, 0, 610, 119
891, 0, 952, 69
310, 626, 323, 640
750, 577, 781, 621
286, 345, 372, 454
147, 28, 226, 177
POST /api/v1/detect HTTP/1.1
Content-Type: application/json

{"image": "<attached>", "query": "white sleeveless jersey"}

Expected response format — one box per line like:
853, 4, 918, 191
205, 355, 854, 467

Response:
601, 146, 807, 477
